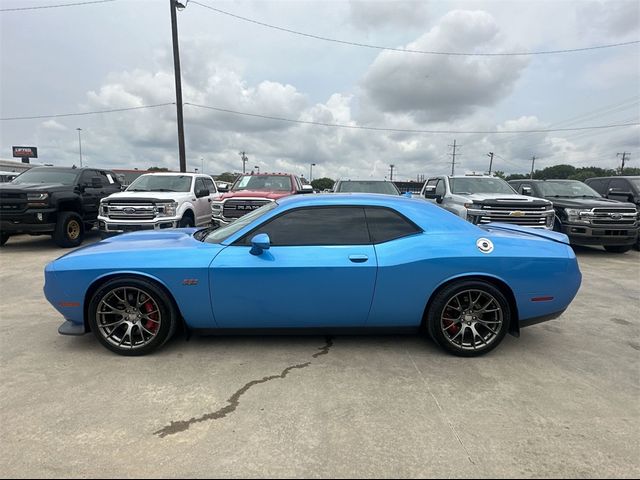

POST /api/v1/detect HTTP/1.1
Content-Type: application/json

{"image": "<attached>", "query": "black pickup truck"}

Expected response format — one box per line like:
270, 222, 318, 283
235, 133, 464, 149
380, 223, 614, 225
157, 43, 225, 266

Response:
509, 179, 638, 253
0, 167, 121, 247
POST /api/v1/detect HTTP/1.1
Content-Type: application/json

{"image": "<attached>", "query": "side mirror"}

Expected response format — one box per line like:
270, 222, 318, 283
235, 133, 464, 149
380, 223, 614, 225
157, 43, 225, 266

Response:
216, 182, 229, 192
522, 186, 532, 196
424, 186, 439, 200
121, 185, 127, 191
298, 185, 314, 194
435, 194, 443, 204
196, 188, 210, 198
250, 233, 270, 256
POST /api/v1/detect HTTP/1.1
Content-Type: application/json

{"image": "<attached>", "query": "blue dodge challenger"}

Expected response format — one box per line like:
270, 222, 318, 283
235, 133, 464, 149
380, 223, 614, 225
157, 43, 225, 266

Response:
44, 194, 582, 357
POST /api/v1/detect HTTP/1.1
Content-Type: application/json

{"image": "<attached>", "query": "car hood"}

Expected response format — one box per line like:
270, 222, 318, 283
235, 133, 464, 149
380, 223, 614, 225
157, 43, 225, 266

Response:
104, 191, 188, 201
459, 193, 548, 203
0, 182, 71, 193
219, 190, 291, 200
543, 197, 636, 209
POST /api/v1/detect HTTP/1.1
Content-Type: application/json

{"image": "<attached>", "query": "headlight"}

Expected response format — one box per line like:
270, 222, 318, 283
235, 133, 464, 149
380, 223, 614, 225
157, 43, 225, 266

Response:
27, 192, 49, 207
156, 202, 178, 217
565, 208, 591, 223
211, 202, 223, 215
99, 203, 108, 216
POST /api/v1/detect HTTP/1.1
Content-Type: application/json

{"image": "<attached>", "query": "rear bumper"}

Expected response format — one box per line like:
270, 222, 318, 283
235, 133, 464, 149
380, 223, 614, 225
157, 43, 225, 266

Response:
520, 309, 566, 328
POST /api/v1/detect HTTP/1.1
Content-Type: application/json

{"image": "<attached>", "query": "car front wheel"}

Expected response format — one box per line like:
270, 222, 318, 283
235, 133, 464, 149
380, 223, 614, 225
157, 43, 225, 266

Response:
0, 233, 9, 246
427, 280, 510, 357
88, 277, 177, 356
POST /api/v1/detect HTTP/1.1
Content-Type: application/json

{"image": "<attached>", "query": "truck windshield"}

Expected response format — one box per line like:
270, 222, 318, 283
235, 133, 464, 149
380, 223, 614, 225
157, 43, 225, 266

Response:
335, 181, 400, 195
127, 175, 192, 192
449, 177, 516, 194
202, 202, 277, 244
232, 175, 292, 192
11, 169, 78, 185
538, 181, 601, 198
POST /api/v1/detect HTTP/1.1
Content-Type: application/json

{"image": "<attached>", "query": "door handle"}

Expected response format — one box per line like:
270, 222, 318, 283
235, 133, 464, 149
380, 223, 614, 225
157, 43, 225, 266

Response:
349, 254, 369, 263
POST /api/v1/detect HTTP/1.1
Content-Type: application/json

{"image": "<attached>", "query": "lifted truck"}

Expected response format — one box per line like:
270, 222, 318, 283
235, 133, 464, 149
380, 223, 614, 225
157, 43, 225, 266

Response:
0, 166, 121, 247
509, 179, 638, 253
421, 175, 555, 229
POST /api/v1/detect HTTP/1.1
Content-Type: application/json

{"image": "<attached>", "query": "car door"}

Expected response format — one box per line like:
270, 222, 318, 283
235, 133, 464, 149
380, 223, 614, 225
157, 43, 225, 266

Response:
209, 206, 377, 328
78, 170, 103, 221
193, 177, 212, 226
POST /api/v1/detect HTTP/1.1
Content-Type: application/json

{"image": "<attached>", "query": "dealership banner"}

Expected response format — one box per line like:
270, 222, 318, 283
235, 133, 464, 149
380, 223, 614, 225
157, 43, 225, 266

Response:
12, 146, 38, 163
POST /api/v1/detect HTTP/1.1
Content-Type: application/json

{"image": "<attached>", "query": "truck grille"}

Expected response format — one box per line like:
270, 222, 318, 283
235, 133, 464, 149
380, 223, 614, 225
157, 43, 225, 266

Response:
105, 202, 156, 220
0, 192, 27, 214
468, 202, 553, 228
584, 208, 637, 226
222, 199, 272, 220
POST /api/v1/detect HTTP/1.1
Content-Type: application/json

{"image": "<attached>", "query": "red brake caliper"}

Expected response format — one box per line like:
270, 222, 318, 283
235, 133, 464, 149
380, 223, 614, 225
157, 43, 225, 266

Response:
143, 301, 158, 333
443, 307, 460, 335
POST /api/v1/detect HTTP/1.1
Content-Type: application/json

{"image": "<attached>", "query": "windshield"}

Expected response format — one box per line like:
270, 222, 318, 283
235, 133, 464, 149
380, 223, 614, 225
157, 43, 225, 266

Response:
629, 178, 640, 190
203, 202, 278, 244
127, 175, 192, 192
335, 181, 400, 195
449, 177, 516, 194
232, 175, 292, 192
538, 181, 601, 197
11, 169, 78, 185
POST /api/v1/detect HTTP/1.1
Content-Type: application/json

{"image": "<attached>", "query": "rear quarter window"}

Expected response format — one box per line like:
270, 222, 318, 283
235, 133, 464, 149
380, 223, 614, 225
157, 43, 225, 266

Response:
365, 207, 422, 243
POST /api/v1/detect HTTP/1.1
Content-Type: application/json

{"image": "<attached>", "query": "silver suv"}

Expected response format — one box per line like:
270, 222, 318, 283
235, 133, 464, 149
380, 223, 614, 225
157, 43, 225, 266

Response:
420, 174, 555, 229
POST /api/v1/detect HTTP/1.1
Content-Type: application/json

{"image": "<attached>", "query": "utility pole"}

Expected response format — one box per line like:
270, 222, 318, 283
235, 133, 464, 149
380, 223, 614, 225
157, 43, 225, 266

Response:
389, 164, 395, 181
530, 155, 536, 179
239, 151, 248, 173
617, 152, 630, 175
170, 0, 187, 173
448, 140, 460, 175
76, 128, 83, 168
487, 152, 494, 175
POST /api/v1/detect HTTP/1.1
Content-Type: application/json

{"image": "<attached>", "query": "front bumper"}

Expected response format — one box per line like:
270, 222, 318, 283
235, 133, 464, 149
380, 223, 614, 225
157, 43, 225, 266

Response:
561, 223, 638, 246
98, 216, 180, 234
0, 209, 57, 234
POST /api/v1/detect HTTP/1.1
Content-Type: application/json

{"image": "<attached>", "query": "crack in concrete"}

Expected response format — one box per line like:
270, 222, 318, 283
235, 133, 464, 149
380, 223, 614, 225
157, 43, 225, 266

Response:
154, 337, 333, 438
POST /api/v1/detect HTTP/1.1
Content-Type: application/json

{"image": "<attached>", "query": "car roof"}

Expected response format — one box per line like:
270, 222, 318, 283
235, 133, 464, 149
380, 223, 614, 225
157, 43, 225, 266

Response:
274, 193, 478, 234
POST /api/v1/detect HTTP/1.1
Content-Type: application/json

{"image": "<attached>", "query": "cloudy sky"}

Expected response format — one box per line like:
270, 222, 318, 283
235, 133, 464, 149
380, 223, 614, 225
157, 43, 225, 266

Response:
1, 0, 639, 180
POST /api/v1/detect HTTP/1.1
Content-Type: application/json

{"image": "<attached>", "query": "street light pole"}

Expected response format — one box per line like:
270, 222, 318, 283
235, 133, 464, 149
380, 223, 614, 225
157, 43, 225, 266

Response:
310, 163, 316, 181
76, 128, 83, 167
170, 0, 187, 173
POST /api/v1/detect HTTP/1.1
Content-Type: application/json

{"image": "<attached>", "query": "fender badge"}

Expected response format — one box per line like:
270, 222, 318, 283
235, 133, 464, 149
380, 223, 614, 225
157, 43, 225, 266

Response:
182, 279, 199, 286
476, 238, 494, 254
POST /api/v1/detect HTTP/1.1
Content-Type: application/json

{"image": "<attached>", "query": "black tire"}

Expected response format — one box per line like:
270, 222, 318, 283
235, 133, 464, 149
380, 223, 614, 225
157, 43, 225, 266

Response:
53, 211, 84, 248
179, 214, 194, 228
0, 233, 9, 247
88, 277, 177, 356
604, 245, 633, 254
427, 280, 511, 357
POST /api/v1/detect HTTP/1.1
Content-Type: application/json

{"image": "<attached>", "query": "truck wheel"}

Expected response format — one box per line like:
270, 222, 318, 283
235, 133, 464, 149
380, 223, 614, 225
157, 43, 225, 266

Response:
179, 215, 194, 228
0, 233, 9, 247
604, 245, 632, 254
53, 211, 84, 248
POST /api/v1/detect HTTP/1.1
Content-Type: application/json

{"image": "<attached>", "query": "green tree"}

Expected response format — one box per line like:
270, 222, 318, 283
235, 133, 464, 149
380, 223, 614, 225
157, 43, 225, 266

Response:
492, 171, 506, 179
537, 164, 576, 179
311, 177, 335, 191
215, 172, 239, 183
148, 166, 169, 172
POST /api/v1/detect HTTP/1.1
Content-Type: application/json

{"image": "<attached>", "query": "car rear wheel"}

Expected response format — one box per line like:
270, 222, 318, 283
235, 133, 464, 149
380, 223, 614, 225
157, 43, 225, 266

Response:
0, 233, 9, 246
427, 281, 510, 357
53, 211, 84, 248
88, 278, 177, 356
603, 245, 632, 254
179, 215, 194, 228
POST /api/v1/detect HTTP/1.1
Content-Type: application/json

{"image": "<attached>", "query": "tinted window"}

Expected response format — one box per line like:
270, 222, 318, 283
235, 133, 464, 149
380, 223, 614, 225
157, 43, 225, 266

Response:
609, 179, 629, 191
242, 207, 369, 246
365, 208, 421, 243
203, 178, 215, 193
195, 178, 205, 192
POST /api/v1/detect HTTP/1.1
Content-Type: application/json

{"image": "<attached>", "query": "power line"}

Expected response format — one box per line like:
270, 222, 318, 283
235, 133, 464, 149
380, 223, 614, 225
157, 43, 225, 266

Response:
0, 0, 115, 12
0, 103, 175, 121
190, 0, 640, 57
184, 102, 640, 134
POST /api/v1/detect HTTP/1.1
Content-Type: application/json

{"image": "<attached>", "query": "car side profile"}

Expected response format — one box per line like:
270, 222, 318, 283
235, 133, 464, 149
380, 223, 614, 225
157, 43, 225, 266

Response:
44, 194, 581, 357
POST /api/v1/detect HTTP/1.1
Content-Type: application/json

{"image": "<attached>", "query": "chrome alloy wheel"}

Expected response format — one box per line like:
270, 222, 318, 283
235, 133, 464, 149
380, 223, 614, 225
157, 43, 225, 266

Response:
95, 287, 161, 350
440, 289, 503, 352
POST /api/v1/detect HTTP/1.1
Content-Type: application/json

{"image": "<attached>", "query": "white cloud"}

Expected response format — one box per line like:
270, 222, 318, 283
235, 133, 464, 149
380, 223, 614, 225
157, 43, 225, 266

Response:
348, 1, 429, 30
360, 10, 530, 122
41, 119, 68, 131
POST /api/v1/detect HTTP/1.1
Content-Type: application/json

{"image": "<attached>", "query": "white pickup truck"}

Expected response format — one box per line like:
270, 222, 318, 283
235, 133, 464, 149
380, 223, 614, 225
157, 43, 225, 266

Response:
98, 172, 219, 235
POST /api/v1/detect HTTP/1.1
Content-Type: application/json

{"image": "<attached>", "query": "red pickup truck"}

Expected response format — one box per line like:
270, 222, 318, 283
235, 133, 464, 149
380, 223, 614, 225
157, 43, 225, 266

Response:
211, 172, 311, 226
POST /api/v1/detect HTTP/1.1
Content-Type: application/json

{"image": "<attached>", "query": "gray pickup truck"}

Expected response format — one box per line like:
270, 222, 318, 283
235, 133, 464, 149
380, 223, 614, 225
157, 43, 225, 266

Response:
420, 175, 555, 229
